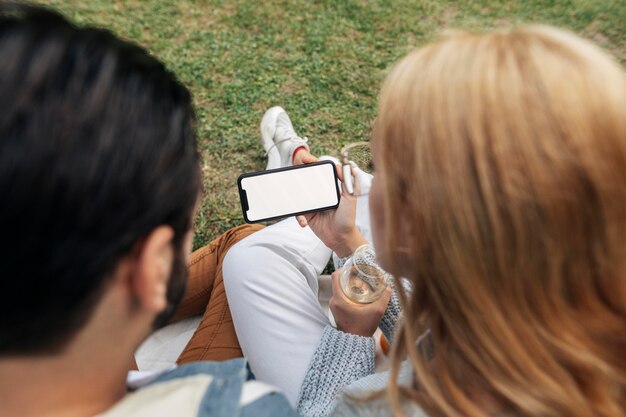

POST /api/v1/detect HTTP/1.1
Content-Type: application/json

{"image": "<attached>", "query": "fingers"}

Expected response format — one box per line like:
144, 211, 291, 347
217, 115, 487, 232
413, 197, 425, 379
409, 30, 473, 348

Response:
369, 286, 393, 317
332, 269, 370, 307
334, 163, 343, 182
300, 153, 320, 164
342, 163, 355, 195
334, 163, 346, 193
380, 285, 392, 307
296, 212, 317, 227
335, 163, 357, 197
296, 215, 308, 227
293, 150, 319, 166
331, 270, 344, 299
350, 163, 361, 196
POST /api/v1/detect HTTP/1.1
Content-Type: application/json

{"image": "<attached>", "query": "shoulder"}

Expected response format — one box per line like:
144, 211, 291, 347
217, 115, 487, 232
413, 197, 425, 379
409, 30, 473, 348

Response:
333, 360, 427, 417
101, 360, 297, 417
333, 394, 427, 417
98, 373, 214, 417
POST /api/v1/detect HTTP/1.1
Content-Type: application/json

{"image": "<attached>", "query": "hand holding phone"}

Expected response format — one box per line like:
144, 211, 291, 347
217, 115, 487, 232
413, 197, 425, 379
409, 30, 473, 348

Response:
238, 161, 340, 223
296, 162, 367, 257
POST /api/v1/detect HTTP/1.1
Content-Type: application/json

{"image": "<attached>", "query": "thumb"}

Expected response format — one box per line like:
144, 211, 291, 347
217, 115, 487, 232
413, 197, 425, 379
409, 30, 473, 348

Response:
380, 285, 392, 306
331, 270, 352, 303
300, 154, 320, 164
296, 215, 308, 228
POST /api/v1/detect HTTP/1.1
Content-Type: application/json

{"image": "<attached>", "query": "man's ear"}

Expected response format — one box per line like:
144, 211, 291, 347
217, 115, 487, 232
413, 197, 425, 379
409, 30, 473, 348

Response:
131, 225, 175, 314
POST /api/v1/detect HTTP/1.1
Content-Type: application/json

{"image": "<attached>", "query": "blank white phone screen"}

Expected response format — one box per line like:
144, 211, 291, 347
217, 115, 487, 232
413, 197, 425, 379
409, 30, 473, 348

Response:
240, 163, 339, 222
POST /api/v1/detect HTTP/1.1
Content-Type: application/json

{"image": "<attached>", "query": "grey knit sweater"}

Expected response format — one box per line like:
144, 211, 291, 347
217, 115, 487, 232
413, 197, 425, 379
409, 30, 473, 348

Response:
295, 268, 420, 417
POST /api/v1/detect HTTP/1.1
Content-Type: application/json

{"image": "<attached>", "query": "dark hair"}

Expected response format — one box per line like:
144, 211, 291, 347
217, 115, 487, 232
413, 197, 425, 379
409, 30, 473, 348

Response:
0, 2, 201, 355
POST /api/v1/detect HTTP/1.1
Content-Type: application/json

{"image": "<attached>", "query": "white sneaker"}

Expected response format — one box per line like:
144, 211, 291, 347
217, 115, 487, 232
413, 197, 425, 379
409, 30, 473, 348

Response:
260, 106, 309, 169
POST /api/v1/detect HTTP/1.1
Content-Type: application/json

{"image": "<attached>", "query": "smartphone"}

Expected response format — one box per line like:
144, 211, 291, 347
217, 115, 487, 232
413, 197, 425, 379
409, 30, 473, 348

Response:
238, 160, 340, 223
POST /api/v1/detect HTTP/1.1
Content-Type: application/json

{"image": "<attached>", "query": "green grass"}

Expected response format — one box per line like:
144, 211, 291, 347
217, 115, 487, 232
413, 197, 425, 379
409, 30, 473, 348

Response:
38, 0, 626, 249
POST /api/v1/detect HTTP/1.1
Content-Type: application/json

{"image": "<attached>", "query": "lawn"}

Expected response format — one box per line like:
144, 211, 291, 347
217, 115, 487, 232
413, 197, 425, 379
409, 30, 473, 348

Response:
38, 0, 626, 249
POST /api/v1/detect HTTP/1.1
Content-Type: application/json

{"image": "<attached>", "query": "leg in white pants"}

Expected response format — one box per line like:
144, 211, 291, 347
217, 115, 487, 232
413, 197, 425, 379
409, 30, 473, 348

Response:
223, 161, 372, 406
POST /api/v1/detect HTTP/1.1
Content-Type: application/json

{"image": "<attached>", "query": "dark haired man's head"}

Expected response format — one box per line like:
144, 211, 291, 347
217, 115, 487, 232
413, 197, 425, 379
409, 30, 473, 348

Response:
0, 2, 201, 355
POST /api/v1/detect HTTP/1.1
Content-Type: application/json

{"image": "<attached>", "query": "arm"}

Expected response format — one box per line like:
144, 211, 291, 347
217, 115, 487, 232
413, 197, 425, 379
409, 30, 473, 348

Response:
292, 162, 400, 416
296, 326, 376, 417
296, 268, 390, 417
295, 285, 403, 417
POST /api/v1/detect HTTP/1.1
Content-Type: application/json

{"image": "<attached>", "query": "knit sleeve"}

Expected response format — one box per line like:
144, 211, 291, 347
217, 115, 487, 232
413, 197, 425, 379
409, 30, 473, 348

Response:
379, 285, 401, 343
296, 325, 376, 417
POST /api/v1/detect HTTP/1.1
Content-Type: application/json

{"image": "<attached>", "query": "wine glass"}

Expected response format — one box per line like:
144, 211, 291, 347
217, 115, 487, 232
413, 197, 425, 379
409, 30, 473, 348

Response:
340, 244, 387, 303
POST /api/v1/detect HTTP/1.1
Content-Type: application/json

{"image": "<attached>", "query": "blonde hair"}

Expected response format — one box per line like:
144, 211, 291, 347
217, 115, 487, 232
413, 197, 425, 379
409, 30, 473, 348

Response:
375, 26, 626, 417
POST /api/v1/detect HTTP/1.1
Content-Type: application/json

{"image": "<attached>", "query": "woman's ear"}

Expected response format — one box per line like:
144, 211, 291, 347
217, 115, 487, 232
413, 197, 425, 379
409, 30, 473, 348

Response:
130, 225, 175, 314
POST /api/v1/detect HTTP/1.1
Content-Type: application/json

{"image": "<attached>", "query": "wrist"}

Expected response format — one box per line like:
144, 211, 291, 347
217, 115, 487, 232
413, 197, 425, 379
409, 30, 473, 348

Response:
338, 326, 376, 338
334, 229, 368, 258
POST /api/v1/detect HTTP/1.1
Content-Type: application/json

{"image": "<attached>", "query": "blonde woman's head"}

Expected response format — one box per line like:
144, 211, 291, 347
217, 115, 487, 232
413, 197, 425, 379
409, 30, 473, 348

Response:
370, 26, 626, 416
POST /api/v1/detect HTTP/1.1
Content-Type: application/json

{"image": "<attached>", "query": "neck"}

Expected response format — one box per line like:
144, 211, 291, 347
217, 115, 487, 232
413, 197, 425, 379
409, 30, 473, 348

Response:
0, 350, 128, 417
0, 287, 149, 417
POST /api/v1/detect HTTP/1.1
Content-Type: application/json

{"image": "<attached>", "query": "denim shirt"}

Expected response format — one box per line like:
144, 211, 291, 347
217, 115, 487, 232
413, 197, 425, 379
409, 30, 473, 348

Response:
102, 359, 298, 417
138, 359, 298, 417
